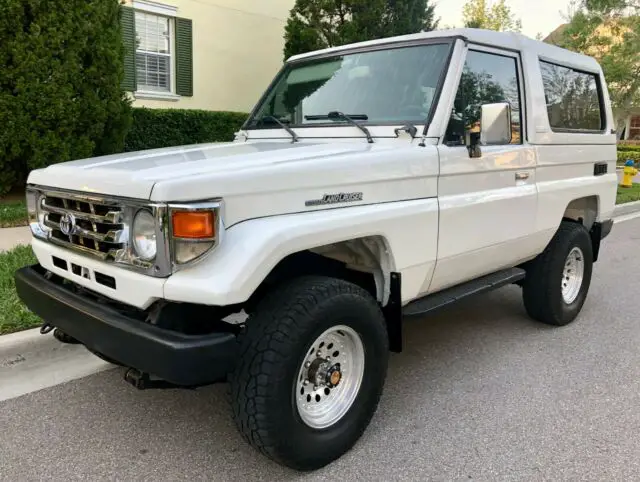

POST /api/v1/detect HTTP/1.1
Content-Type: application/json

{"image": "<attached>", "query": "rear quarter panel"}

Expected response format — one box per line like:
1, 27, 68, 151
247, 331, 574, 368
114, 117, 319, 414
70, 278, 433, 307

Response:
520, 42, 617, 239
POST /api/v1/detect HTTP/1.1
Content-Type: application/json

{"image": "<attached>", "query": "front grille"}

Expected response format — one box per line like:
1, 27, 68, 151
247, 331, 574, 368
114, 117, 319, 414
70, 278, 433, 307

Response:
28, 186, 214, 278
40, 193, 127, 260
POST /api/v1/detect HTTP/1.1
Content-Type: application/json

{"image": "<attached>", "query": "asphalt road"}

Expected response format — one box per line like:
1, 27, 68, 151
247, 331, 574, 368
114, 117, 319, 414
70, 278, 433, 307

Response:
2, 217, 640, 481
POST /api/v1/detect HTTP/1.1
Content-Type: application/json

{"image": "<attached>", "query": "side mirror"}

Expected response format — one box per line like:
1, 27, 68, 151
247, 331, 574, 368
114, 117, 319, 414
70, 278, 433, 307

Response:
480, 102, 512, 146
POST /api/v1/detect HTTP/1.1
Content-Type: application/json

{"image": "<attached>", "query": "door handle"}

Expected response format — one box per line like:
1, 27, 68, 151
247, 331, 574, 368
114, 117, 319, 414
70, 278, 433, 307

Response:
515, 171, 530, 181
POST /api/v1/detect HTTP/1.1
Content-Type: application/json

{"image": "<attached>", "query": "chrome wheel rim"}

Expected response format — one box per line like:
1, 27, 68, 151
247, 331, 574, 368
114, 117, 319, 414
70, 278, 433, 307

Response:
562, 247, 584, 304
295, 325, 365, 430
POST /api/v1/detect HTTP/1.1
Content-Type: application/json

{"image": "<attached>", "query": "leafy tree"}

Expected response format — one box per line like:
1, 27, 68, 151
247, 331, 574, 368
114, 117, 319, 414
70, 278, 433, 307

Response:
462, 0, 522, 32
0, 0, 132, 194
547, 0, 640, 133
283, 0, 439, 59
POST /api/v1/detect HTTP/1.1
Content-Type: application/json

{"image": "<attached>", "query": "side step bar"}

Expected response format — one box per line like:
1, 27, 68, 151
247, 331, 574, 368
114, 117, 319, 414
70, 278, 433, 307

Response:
402, 267, 526, 318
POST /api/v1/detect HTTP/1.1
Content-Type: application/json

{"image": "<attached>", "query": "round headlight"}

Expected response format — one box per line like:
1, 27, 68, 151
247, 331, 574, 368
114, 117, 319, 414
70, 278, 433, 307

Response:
132, 210, 157, 261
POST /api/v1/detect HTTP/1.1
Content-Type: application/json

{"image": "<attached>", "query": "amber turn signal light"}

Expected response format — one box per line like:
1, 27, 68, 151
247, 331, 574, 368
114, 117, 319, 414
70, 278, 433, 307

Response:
172, 210, 215, 239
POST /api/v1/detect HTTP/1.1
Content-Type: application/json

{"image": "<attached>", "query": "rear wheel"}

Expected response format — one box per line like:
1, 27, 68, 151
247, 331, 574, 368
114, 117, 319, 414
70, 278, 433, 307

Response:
230, 276, 389, 471
523, 221, 593, 326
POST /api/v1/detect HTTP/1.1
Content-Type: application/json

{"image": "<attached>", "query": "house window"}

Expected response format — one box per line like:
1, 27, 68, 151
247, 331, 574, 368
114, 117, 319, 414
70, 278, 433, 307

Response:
120, 4, 193, 98
135, 11, 173, 93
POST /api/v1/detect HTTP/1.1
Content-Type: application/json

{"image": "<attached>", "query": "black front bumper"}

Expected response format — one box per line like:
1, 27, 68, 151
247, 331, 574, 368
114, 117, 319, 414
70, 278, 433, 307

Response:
14, 265, 238, 387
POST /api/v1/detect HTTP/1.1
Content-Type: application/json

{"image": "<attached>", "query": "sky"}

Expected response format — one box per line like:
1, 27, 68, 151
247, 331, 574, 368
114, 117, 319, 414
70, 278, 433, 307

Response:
434, 0, 573, 39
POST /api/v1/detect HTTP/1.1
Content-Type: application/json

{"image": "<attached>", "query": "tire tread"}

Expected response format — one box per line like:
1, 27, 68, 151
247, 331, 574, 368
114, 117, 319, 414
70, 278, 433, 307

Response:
229, 275, 387, 469
523, 221, 593, 326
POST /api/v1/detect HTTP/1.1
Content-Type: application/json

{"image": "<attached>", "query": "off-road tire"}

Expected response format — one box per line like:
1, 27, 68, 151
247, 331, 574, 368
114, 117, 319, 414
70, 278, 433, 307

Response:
523, 221, 593, 326
229, 276, 389, 471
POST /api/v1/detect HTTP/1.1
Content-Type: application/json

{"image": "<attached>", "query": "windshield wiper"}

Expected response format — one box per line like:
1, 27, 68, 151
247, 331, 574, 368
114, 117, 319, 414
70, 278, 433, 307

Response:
257, 115, 299, 143
305, 111, 374, 144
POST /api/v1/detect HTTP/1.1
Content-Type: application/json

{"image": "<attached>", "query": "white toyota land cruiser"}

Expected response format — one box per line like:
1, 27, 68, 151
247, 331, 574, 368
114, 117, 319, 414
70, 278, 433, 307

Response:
16, 28, 617, 470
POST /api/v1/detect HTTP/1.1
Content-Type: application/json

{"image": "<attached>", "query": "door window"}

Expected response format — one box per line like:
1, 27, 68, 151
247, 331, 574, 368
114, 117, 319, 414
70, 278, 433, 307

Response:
445, 50, 522, 146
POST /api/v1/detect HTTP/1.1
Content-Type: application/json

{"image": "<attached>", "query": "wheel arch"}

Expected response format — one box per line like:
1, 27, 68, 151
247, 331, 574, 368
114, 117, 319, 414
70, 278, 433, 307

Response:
560, 195, 607, 262
243, 236, 404, 353
245, 235, 396, 310
562, 195, 599, 231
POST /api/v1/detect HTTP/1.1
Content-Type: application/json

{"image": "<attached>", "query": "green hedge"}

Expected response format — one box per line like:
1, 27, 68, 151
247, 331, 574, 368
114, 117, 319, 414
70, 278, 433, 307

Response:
124, 108, 248, 152
618, 151, 640, 163
0, 0, 131, 195
618, 144, 640, 153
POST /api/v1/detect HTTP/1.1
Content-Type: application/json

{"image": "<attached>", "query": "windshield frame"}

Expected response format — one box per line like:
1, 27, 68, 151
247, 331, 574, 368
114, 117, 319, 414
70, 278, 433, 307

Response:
242, 36, 460, 135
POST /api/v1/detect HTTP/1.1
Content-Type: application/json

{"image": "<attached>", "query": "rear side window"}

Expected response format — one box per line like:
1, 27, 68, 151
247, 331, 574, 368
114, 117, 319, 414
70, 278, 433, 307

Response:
540, 60, 603, 132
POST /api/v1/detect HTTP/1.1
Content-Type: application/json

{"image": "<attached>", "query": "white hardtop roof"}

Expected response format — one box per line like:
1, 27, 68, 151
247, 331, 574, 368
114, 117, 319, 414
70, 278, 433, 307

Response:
287, 28, 601, 73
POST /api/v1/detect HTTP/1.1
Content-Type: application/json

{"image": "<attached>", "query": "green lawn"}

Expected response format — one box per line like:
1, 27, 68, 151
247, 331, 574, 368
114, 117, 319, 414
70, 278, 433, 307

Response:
0, 245, 40, 335
0, 200, 28, 228
617, 183, 640, 205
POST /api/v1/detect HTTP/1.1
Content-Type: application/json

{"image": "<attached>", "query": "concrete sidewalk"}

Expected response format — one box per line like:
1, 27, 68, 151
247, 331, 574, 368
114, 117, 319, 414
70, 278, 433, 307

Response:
0, 328, 112, 402
0, 226, 31, 252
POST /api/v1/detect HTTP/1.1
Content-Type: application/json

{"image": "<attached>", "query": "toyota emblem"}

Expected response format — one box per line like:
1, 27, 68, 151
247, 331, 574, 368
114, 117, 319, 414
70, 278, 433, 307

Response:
59, 213, 76, 236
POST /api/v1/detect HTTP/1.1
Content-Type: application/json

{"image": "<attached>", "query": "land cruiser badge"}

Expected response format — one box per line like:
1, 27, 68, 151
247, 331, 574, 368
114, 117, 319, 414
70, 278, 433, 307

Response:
305, 192, 363, 207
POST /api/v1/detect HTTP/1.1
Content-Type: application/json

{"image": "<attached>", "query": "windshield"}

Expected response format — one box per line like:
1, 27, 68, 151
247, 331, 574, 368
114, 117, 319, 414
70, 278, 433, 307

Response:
246, 42, 452, 128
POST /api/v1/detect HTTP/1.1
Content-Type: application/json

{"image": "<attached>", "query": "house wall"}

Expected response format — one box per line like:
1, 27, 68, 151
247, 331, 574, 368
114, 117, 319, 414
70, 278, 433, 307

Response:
124, 0, 294, 113
627, 113, 640, 141
618, 109, 640, 141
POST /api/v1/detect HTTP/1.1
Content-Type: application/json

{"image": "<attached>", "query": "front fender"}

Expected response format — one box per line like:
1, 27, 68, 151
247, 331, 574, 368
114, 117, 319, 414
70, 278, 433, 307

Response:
162, 198, 438, 306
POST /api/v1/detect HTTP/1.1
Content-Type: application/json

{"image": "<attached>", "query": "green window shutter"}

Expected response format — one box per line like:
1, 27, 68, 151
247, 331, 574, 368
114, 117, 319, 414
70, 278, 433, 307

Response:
175, 18, 193, 97
120, 6, 137, 92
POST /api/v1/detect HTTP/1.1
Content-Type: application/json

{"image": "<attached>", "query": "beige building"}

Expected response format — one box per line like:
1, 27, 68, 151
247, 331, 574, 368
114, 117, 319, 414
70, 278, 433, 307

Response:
121, 0, 295, 113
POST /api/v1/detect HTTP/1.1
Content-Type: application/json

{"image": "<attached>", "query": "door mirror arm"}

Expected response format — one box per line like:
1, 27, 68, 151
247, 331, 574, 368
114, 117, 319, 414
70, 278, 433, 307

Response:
466, 131, 482, 158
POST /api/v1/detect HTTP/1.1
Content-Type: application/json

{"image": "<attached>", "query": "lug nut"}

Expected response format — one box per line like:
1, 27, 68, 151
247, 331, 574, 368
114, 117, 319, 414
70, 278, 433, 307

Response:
316, 351, 322, 357
303, 380, 309, 386
304, 361, 311, 368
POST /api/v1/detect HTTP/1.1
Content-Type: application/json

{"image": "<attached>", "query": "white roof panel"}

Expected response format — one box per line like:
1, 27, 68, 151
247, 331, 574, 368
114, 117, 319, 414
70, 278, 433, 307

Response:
287, 28, 601, 73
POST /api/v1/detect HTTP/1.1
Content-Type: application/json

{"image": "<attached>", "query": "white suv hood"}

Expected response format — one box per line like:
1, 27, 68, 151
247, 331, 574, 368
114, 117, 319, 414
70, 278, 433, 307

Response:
28, 139, 436, 226
28, 141, 370, 199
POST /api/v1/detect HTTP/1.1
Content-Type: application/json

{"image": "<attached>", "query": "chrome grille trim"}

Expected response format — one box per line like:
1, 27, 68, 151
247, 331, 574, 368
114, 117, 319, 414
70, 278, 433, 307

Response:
26, 185, 223, 278
27, 187, 173, 278
39, 193, 126, 257
40, 200, 123, 224
47, 236, 113, 261
43, 218, 126, 244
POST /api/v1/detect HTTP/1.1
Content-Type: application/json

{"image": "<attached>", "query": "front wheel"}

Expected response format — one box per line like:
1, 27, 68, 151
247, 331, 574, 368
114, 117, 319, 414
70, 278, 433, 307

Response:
230, 276, 389, 471
523, 221, 593, 326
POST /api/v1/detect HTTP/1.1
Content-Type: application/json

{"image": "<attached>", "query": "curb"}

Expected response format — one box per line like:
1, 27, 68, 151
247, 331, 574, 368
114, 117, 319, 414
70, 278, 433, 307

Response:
613, 200, 640, 218
0, 328, 113, 402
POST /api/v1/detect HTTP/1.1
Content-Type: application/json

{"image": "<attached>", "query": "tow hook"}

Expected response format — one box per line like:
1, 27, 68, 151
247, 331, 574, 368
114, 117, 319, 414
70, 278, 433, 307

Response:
40, 322, 54, 335
124, 368, 151, 389
52, 328, 80, 344
123, 368, 189, 390
123, 368, 224, 391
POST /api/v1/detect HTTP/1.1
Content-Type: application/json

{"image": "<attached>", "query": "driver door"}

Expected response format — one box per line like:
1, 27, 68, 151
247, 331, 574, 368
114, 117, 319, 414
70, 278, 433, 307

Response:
429, 45, 538, 293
